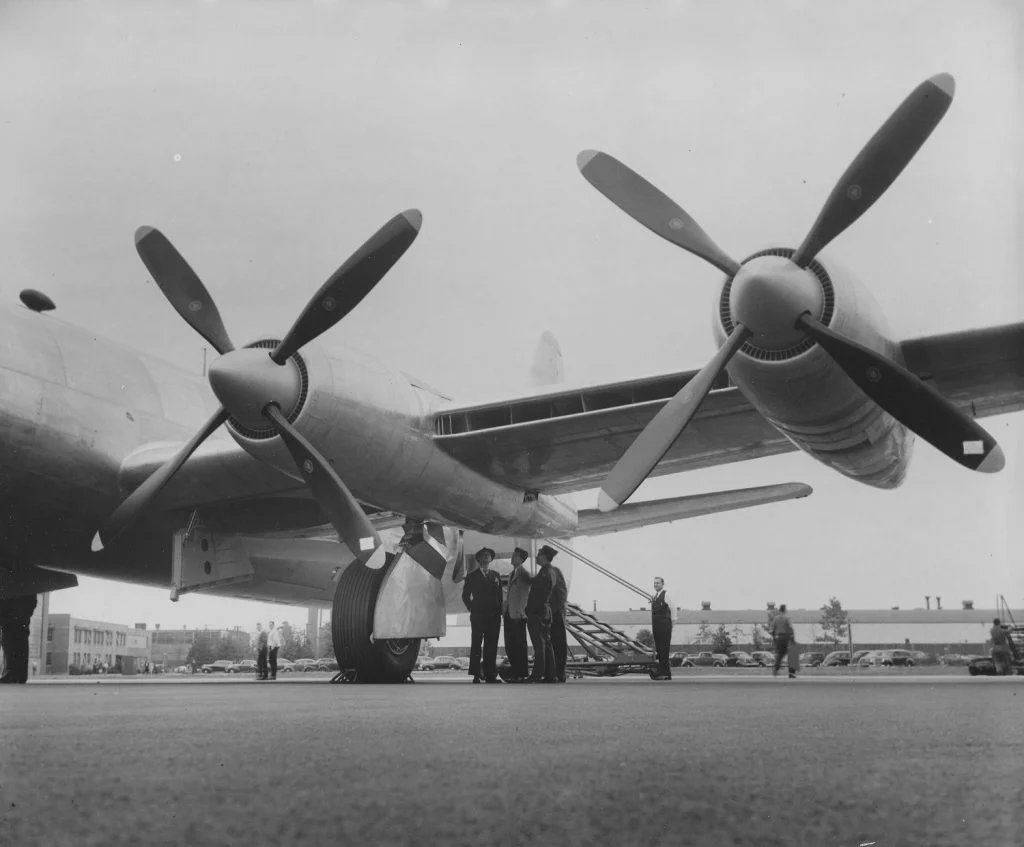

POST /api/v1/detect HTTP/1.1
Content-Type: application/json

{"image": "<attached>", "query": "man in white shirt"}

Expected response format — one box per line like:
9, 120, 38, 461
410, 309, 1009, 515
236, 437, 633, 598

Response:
267, 620, 283, 680
651, 577, 673, 680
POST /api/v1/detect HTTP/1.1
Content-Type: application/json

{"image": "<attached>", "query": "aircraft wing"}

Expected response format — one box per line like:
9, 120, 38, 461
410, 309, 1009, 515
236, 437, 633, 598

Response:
433, 322, 1024, 494
570, 484, 813, 536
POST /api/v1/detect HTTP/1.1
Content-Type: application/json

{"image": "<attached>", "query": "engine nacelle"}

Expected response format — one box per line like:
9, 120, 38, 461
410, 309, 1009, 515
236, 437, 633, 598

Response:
712, 248, 912, 488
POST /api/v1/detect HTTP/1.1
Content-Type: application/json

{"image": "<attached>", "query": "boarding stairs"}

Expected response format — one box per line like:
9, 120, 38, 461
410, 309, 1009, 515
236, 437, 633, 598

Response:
996, 595, 1024, 672
542, 538, 661, 678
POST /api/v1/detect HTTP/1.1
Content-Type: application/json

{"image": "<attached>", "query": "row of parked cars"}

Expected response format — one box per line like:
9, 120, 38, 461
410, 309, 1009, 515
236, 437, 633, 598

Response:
666, 649, 932, 669
415, 655, 469, 671
193, 657, 340, 674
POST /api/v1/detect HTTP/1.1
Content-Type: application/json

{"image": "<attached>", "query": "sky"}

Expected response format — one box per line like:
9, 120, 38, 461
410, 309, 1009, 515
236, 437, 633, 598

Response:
1, 0, 1021, 630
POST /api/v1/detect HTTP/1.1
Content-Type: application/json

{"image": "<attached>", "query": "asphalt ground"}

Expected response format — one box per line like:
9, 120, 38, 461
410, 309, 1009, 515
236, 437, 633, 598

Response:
1, 673, 1021, 847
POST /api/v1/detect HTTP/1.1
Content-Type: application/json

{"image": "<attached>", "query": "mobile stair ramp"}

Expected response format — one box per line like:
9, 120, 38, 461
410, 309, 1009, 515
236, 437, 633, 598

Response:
543, 538, 661, 679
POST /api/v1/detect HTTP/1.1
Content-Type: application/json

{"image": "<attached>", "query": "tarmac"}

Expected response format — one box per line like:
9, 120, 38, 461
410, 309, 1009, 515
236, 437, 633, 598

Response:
1, 671, 1022, 847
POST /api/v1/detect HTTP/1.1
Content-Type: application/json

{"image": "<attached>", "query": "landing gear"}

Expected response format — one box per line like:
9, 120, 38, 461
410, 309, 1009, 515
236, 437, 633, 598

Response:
331, 557, 420, 683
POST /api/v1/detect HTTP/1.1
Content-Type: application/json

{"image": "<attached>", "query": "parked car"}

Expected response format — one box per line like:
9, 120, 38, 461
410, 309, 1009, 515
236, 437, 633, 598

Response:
799, 652, 825, 668
669, 652, 691, 667
292, 658, 319, 673
879, 649, 915, 667
850, 650, 872, 665
314, 657, 339, 672
750, 651, 775, 667
822, 651, 851, 667
727, 652, 759, 667
226, 659, 257, 674
857, 650, 886, 667
275, 658, 296, 673
689, 652, 727, 668
201, 660, 234, 673
430, 655, 461, 670
414, 656, 434, 671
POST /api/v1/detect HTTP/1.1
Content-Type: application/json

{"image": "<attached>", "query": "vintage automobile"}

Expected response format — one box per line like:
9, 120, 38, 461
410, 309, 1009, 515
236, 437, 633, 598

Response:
689, 652, 728, 668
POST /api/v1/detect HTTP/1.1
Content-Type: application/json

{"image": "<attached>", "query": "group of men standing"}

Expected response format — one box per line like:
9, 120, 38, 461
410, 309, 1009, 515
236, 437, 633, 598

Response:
461, 544, 568, 683
253, 620, 284, 680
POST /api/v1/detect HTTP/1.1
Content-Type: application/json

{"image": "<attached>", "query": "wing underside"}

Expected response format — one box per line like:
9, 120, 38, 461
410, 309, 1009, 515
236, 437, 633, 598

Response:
433, 322, 1024, 494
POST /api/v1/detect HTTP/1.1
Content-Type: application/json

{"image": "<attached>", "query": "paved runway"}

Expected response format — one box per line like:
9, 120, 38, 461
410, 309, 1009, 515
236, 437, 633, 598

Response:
2, 674, 1021, 847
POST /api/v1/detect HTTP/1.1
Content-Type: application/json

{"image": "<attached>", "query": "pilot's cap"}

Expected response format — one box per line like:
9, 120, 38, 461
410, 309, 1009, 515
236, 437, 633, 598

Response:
475, 547, 496, 562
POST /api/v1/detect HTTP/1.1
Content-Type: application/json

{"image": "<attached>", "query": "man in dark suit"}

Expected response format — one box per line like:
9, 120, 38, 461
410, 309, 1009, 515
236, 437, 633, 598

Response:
523, 545, 558, 683
650, 577, 673, 680
549, 561, 569, 683
0, 593, 38, 684
462, 547, 504, 683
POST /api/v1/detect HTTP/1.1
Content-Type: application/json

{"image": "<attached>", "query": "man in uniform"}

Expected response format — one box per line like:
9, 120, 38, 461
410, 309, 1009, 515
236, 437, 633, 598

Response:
462, 547, 504, 683
502, 547, 531, 681
549, 559, 569, 682
0, 593, 38, 684
990, 618, 1014, 676
771, 604, 796, 679
523, 545, 558, 683
650, 577, 673, 680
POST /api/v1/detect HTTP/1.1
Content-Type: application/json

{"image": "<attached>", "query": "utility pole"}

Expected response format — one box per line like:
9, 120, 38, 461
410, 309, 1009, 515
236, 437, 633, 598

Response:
202, 347, 208, 377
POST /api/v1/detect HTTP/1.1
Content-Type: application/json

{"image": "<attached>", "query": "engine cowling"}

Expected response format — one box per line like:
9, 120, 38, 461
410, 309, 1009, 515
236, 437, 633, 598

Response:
713, 248, 913, 487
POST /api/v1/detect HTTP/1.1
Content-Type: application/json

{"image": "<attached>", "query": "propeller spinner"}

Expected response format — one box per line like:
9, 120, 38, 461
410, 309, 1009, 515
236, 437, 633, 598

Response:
579, 73, 1003, 512
92, 210, 422, 564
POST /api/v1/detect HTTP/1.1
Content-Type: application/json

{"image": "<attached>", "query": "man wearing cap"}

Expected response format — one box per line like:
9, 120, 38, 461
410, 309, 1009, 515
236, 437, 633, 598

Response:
523, 545, 558, 683
502, 547, 531, 681
462, 547, 504, 683
549, 559, 570, 683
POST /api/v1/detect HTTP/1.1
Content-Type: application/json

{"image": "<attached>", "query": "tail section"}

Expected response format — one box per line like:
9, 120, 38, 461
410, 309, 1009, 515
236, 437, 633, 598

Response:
530, 330, 564, 387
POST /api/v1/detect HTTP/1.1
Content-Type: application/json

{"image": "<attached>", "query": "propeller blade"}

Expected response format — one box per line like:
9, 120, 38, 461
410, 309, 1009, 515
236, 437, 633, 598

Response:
598, 324, 753, 512
135, 227, 235, 355
795, 314, 1003, 472
791, 74, 955, 267
577, 151, 740, 276
92, 407, 229, 552
262, 404, 385, 566
271, 210, 423, 365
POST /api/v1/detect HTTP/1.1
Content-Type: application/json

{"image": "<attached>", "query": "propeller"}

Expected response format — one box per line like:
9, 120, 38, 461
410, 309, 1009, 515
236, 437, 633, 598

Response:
92, 210, 422, 560
579, 73, 1003, 512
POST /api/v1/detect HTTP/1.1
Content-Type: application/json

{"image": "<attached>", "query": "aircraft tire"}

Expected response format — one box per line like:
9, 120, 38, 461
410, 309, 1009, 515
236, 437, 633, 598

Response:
331, 558, 420, 684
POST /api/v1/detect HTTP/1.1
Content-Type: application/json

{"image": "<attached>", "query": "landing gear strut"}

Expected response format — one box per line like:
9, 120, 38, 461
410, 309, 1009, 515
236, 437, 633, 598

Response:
331, 556, 420, 683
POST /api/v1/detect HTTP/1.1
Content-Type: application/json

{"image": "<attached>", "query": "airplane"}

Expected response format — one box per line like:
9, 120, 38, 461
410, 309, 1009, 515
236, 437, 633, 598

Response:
0, 73, 1021, 684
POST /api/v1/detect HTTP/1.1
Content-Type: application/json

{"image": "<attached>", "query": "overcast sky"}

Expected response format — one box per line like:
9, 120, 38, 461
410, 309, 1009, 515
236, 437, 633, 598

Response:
2, 0, 1020, 630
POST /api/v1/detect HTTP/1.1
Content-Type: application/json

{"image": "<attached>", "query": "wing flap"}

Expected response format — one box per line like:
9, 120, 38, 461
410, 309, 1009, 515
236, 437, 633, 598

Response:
571, 483, 812, 537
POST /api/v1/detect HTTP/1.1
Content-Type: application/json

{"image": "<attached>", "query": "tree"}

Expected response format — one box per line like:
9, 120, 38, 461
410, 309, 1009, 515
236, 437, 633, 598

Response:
695, 621, 714, 646
711, 624, 733, 655
751, 624, 766, 651
280, 621, 314, 660
636, 628, 655, 649
216, 635, 247, 662
186, 631, 217, 666
819, 597, 848, 652
317, 621, 334, 659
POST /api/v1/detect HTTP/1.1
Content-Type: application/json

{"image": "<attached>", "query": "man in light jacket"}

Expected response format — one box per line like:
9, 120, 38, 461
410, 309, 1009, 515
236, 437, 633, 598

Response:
502, 548, 531, 681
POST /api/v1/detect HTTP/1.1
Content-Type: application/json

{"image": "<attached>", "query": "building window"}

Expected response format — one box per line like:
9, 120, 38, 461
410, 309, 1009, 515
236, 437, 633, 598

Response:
47, 625, 54, 642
